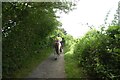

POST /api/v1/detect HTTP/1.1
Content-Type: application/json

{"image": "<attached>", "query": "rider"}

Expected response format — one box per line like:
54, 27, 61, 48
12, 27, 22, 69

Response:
55, 34, 62, 42
55, 34, 62, 52
61, 37, 65, 49
54, 34, 62, 60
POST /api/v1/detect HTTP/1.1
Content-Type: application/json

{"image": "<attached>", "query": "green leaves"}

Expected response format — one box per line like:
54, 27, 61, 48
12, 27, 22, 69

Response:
2, 2, 77, 77
74, 25, 120, 79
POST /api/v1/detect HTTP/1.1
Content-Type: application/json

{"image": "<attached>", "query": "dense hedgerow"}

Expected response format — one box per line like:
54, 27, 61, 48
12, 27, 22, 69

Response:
74, 26, 120, 79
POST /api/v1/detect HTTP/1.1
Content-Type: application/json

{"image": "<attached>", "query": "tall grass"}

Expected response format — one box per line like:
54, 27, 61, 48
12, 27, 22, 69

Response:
64, 42, 85, 79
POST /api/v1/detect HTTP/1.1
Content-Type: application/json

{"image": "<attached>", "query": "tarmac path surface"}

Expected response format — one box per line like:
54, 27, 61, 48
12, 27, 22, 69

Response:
27, 53, 66, 78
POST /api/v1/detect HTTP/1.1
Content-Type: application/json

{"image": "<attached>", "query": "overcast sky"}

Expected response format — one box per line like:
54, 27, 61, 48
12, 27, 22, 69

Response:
57, 0, 119, 38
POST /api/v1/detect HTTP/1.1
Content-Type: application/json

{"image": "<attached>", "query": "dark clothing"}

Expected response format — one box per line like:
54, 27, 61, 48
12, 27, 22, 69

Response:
61, 38, 65, 48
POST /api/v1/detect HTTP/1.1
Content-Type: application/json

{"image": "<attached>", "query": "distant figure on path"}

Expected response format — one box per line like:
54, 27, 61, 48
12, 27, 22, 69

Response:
54, 34, 62, 60
61, 37, 65, 52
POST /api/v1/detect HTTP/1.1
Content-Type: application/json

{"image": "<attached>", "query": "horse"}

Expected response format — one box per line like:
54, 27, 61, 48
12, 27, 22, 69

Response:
54, 40, 62, 60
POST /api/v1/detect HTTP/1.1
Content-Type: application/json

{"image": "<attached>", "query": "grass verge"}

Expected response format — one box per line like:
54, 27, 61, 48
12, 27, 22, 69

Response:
64, 45, 85, 79
13, 47, 52, 78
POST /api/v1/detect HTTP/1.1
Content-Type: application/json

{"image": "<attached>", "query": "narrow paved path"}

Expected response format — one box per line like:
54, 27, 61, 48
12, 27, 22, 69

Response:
27, 53, 66, 78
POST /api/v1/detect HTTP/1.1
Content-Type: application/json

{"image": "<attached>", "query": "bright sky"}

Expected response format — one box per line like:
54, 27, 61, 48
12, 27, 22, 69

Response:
57, 0, 119, 38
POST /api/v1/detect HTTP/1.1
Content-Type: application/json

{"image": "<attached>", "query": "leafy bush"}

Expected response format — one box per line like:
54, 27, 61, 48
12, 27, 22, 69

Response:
74, 26, 120, 79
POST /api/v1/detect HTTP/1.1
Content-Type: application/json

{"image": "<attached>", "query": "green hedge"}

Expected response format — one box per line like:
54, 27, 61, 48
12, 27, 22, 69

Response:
74, 26, 120, 79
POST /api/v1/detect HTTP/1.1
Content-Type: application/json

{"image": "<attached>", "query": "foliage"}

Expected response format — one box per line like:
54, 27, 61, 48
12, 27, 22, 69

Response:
64, 34, 74, 50
2, 2, 76, 78
73, 4, 120, 79
74, 26, 120, 79
64, 52, 81, 78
